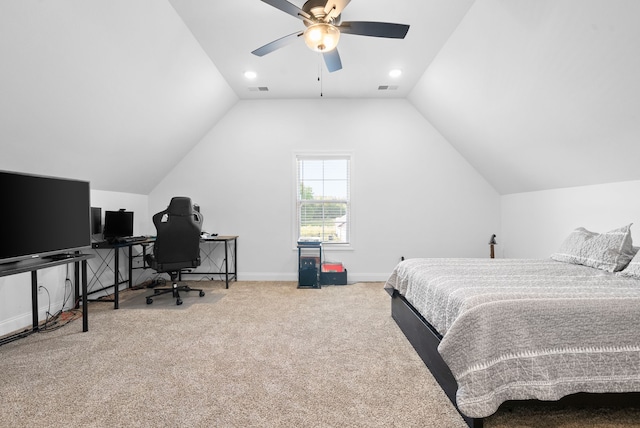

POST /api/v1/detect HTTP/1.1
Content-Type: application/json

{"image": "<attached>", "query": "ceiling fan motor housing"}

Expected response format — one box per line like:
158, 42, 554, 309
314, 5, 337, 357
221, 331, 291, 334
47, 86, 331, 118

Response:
302, 0, 342, 25
302, 0, 332, 21
302, 0, 342, 52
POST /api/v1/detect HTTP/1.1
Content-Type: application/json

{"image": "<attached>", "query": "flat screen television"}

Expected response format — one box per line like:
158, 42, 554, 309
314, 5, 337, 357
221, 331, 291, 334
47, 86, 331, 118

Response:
103, 210, 133, 240
0, 171, 91, 264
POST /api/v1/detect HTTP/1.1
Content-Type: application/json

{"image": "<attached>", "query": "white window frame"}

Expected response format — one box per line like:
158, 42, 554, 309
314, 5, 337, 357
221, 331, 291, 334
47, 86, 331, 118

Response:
293, 152, 353, 250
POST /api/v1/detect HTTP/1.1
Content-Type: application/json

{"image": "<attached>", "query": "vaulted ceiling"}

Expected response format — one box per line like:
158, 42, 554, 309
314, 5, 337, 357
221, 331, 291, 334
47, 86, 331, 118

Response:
1, 0, 639, 195
168, 0, 475, 99
410, 0, 640, 194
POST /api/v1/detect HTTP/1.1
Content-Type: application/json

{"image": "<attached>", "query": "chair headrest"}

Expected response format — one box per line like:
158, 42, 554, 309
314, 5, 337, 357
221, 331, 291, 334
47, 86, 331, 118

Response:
167, 197, 193, 216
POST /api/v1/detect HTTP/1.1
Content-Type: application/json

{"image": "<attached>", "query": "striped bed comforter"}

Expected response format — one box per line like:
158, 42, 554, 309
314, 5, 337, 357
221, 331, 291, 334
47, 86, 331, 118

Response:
384, 258, 640, 418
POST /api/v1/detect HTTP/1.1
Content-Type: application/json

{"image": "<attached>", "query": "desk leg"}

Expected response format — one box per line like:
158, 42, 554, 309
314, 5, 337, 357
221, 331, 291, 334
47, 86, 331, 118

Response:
31, 271, 39, 331
114, 248, 119, 309
233, 238, 238, 283
82, 260, 88, 332
74, 260, 80, 309
128, 245, 133, 289
224, 241, 229, 289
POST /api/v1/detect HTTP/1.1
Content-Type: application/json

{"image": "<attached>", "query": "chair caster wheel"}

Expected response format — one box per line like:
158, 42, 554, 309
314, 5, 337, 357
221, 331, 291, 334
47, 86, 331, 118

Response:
176, 299, 183, 305
199, 291, 205, 297
146, 298, 153, 304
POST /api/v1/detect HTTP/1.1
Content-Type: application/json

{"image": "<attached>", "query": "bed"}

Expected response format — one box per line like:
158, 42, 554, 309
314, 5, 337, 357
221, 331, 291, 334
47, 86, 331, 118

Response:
385, 257, 640, 427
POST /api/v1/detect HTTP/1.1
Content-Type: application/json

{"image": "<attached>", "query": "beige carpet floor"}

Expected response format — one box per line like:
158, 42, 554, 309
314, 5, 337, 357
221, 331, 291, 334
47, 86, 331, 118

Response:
0, 281, 638, 427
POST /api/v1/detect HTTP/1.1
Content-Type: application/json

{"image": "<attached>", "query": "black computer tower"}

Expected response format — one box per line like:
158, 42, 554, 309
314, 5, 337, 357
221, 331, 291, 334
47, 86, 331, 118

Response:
297, 243, 321, 289
299, 266, 318, 287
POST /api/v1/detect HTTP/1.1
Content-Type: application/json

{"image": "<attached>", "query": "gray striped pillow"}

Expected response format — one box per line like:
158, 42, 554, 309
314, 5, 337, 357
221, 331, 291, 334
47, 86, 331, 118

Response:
550, 224, 635, 272
618, 249, 640, 279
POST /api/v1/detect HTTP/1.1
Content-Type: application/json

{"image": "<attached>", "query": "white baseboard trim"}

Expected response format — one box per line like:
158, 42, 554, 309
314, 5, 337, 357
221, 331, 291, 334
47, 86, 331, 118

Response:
237, 273, 298, 282
232, 272, 389, 283
0, 301, 67, 338
0, 313, 30, 338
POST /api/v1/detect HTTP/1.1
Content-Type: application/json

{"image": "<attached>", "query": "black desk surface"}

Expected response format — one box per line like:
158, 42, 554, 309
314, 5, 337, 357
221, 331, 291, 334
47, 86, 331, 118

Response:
91, 235, 237, 249
92, 237, 155, 249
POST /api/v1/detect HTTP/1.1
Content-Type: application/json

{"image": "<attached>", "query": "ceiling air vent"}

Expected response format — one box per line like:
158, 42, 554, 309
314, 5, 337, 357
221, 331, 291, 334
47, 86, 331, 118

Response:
249, 86, 269, 92
378, 85, 399, 91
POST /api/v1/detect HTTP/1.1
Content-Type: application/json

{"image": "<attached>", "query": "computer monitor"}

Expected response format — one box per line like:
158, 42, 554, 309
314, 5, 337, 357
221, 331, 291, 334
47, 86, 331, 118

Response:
103, 210, 133, 239
90, 207, 102, 235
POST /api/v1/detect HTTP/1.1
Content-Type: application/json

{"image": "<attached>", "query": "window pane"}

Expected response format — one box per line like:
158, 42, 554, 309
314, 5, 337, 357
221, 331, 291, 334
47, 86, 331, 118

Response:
299, 179, 323, 200
299, 202, 348, 243
323, 159, 348, 179
299, 160, 324, 180
298, 158, 349, 201
299, 182, 315, 200
322, 180, 348, 200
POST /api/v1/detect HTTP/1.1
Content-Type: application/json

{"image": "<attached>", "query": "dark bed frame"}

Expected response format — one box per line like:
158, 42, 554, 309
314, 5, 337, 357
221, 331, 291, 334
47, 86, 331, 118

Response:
388, 287, 483, 427
387, 288, 640, 428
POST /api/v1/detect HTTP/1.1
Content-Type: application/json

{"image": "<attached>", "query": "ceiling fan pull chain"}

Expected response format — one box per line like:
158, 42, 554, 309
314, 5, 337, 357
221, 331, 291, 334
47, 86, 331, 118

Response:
318, 58, 323, 97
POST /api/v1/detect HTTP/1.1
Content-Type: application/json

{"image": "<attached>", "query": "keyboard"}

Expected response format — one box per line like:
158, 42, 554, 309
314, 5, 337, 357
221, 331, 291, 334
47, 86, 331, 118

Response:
112, 236, 149, 244
125, 236, 149, 243
93, 236, 151, 248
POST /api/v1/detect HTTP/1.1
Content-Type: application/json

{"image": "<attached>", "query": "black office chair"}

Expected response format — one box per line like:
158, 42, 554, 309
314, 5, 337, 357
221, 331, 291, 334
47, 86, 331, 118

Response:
145, 197, 205, 305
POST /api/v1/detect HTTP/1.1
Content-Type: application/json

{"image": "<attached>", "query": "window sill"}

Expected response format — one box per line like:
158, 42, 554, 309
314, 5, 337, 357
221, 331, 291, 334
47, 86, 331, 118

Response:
322, 244, 353, 251
293, 244, 353, 251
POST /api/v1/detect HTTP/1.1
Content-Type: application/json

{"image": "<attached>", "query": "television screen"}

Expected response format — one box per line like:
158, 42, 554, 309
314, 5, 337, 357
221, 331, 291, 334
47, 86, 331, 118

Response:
0, 171, 91, 264
103, 210, 133, 239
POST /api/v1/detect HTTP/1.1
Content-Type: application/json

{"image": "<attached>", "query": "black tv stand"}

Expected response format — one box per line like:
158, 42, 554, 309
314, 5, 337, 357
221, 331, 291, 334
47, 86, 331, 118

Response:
0, 253, 94, 346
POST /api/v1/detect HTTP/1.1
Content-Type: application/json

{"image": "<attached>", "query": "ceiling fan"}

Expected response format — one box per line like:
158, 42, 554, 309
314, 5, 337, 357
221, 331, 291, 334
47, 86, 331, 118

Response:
251, 0, 410, 72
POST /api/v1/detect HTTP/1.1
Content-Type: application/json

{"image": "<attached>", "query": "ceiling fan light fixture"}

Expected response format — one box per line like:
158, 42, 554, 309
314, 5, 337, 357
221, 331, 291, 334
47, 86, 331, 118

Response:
303, 23, 340, 52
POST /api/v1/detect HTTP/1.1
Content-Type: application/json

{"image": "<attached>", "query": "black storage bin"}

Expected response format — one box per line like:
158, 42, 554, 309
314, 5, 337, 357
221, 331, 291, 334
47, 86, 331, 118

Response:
320, 269, 347, 285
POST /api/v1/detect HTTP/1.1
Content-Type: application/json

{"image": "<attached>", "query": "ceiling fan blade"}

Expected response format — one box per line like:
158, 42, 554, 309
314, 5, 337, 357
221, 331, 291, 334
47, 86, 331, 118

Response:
323, 49, 342, 73
260, 0, 310, 20
339, 21, 410, 39
323, 0, 351, 21
251, 31, 303, 56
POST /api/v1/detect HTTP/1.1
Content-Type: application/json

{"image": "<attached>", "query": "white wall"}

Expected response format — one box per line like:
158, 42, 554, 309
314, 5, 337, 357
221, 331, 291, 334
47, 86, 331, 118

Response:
0, 189, 149, 337
1, 98, 502, 336
501, 180, 640, 258
149, 98, 501, 281
0, 263, 67, 339
90, 190, 151, 236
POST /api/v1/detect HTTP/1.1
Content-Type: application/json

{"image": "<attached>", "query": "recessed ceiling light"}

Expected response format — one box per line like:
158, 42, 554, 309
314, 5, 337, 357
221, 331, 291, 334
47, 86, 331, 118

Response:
244, 71, 257, 79
389, 69, 402, 78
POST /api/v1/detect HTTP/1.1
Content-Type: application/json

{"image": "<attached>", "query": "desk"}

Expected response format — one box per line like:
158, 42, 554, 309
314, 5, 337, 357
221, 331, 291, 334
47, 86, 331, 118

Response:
181, 235, 238, 289
91, 238, 154, 309
90, 236, 237, 308
0, 253, 94, 345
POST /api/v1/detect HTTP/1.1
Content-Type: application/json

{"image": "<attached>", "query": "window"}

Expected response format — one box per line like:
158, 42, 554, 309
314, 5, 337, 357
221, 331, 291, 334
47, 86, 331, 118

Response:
296, 154, 351, 244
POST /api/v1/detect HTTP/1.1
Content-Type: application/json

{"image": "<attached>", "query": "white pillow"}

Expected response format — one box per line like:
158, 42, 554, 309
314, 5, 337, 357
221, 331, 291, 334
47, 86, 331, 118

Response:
618, 249, 640, 279
550, 224, 635, 272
